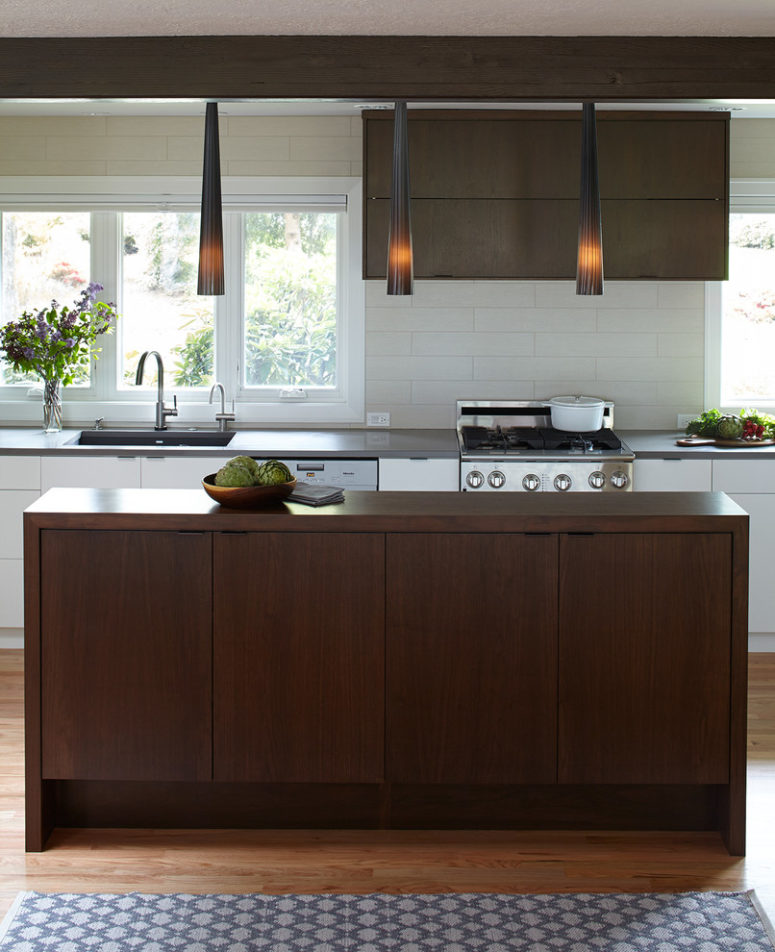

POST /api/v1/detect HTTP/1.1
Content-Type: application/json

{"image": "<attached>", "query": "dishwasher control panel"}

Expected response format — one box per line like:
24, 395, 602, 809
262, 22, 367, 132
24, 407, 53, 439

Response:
257, 457, 378, 491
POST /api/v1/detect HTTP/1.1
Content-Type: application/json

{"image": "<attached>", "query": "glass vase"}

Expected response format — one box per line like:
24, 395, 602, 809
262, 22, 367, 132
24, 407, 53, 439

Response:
42, 377, 62, 433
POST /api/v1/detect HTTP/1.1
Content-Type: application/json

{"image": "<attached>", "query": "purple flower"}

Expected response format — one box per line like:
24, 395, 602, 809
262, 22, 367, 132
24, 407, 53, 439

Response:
23, 347, 34, 359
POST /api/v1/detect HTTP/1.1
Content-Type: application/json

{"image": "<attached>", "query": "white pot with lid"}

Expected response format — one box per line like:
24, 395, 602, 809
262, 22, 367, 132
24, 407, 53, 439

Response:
546, 395, 606, 432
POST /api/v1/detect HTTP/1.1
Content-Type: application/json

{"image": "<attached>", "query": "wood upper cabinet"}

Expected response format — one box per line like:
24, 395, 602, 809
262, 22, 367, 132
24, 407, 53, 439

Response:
363, 110, 729, 280
40, 529, 212, 782
558, 532, 732, 785
386, 532, 558, 784
213, 531, 385, 783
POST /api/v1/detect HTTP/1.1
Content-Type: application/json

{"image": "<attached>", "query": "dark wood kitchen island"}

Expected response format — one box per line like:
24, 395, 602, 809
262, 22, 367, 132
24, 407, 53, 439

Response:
24, 489, 749, 854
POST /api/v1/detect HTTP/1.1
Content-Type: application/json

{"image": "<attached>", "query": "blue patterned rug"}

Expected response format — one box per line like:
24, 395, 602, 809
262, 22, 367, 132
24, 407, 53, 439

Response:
0, 891, 773, 951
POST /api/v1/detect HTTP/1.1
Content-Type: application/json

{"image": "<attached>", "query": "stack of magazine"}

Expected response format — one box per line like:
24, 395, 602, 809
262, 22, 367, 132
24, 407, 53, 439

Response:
288, 482, 345, 507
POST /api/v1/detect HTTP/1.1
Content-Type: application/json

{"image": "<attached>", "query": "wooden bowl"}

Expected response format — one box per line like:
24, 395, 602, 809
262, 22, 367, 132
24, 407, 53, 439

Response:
202, 474, 297, 509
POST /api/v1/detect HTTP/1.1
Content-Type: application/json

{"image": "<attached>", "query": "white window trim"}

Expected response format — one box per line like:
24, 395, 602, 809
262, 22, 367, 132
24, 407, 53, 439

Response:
0, 177, 365, 427
705, 178, 775, 410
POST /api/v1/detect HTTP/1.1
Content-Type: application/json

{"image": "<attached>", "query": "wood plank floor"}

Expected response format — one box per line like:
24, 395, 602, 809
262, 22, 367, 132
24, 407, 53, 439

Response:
1, 650, 773, 921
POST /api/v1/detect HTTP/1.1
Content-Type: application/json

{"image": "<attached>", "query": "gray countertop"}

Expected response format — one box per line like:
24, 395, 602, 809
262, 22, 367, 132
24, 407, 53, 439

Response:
3, 426, 775, 461
620, 430, 775, 460
0, 427, 460, 458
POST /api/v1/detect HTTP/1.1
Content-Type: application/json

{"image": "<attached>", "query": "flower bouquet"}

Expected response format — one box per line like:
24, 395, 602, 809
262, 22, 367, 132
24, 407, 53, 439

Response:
0, 283, 119, 432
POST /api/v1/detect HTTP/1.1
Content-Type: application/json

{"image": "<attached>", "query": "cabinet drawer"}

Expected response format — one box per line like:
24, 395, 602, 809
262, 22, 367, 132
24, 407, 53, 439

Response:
379, 458, 459, 491
712, 460, 775, 493
0, 456, 40, 490
634, 459, 712, 492
141, 456, 233, 489
0, 491, 41, 558
42, 456, 142, 491
0, 559, 24, 627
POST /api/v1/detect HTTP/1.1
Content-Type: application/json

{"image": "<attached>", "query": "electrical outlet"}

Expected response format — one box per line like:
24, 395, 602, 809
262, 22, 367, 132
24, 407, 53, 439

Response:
367, 411, 391, 427
677, 413, 696, 428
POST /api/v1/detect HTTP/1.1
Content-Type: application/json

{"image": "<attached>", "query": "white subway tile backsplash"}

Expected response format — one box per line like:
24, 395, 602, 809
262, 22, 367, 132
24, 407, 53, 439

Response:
411, 282, 498, 308
657, 333, 704, 357
366, 380, 412, 404
389, 405, 457, 428
536, 282, 660, 310
412, 380, 534, 404
0, 117, 107, 136
227, 116, 354, 137
367, 356, 473, 381
657, 283, 705, 309
596, 356, 703, 382
46, 135, 166, 161
470, 282, 536, 307
367, 308, 474, 332
614, 406, 684, 429
596, 309, 704, 333
105, 116, 205, 136
412, 332, 534, 356
366, 332, 412, 355
290, 137, 362, 161
475, 308, 596, 333
106, 160, 202, 176
656, 380, 705, 405
535, 333, 657, 357
0, 160, 108, 176
226, 160, 352, 176
474, 356, 598, 380
0, 137, 45, 160
582, 381, 659, 405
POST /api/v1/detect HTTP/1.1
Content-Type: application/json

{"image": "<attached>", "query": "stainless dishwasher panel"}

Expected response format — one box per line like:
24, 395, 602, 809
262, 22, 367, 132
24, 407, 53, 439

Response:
258, 458, 378, 491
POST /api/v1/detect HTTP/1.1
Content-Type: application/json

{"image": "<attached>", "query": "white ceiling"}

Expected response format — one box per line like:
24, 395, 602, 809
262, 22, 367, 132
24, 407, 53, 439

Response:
1, 0, 775, 37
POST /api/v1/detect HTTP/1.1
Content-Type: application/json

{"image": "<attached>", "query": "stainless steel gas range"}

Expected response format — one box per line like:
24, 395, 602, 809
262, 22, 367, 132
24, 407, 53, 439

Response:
458, 399, 634, 492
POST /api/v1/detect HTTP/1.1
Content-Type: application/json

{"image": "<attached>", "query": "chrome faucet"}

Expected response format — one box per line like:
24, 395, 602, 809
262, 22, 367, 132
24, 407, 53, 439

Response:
209, 382, 236, 432
135, 350, 178, 430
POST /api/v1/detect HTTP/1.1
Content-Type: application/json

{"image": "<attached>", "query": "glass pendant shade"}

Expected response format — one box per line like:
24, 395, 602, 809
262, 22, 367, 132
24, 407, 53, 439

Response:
386, 101, 413, 295
197, 101, 225, 296
576, 102, 604, 296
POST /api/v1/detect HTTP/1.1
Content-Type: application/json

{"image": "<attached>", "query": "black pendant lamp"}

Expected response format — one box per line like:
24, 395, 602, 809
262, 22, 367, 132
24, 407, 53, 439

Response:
197, 101, 224, 296
576, 102, 604, 296
386, 100, 413, 295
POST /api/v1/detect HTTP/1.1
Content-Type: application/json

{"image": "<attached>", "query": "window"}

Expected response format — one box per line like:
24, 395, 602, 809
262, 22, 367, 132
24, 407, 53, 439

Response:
708, 181, 775, 409
1, 211, 91, 386
0, 177, 364, 425
120, 211, 216, 390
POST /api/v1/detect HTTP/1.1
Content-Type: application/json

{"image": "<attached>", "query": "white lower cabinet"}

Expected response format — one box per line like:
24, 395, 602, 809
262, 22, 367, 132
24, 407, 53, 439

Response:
141, 456, 233, 488
0, 455, 41, 634
633, 458, 712, 492
41, 455, 142, 491
379, 458, 459, 491
712, 459, 775, 636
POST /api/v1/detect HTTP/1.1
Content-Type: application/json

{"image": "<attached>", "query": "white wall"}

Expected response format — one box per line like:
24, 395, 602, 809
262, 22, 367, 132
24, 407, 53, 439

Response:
0, 113, 768, 429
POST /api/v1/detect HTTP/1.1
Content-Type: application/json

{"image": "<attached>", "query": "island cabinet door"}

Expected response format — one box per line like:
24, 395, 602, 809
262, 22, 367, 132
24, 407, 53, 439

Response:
558, 532, 731, 785
213, 532, 385, 783
386, 533, 559, 784
40, 529, 212, 782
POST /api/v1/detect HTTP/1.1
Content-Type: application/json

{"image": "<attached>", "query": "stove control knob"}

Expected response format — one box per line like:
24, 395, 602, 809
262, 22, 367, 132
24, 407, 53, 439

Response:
522, 473, 541, 492
554, 474, 572, 492
466, 470, 484, 489
588, 471, 606, 490
488, 470, 506, 489
610, 470, 630, 489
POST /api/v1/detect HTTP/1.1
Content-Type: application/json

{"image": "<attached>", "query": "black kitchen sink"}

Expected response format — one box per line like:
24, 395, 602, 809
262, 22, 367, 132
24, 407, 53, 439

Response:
76, 429, 236, 447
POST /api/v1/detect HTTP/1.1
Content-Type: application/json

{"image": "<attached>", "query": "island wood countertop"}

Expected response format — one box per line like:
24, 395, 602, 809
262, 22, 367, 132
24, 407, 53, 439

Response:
25, 487, 749, 535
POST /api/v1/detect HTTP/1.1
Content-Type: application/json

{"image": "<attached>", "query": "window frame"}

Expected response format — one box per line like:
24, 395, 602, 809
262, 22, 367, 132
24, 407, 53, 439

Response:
0, 176, 364, 426
706, 178, 775, 410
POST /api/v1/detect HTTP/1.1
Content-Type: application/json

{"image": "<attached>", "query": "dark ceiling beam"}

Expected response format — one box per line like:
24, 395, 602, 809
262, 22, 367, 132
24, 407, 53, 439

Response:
0, 35, 774, 101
